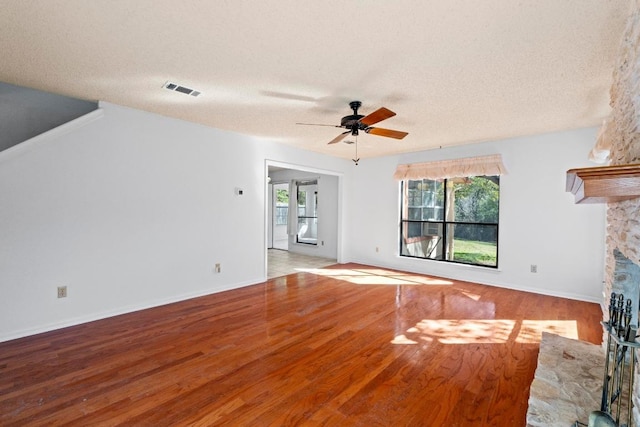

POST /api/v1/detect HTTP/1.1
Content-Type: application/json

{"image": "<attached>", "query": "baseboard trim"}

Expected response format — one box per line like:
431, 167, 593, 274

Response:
0, 277, 264, 343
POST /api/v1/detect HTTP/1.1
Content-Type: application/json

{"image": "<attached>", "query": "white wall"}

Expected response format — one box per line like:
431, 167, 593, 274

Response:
268, 168, 340, 259
344, 127, 606, 302
0, 102, 350, 342
0, 100, 607, 342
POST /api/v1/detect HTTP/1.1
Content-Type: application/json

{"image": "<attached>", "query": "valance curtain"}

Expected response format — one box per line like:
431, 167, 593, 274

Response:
393, 154, 507, 181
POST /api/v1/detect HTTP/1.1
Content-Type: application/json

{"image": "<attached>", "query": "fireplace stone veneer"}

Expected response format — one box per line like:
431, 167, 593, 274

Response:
595, 1, 640, 424
561, 2, 640, 424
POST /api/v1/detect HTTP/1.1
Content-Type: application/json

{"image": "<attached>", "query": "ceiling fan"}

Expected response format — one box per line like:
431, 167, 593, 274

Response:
296, 100, 409, 145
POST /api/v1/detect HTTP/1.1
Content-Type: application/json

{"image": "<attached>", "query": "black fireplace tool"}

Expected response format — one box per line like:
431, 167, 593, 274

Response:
575, 292, 638, 427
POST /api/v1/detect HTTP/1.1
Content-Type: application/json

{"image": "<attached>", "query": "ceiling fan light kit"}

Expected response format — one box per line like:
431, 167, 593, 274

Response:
297, 100, 409, 165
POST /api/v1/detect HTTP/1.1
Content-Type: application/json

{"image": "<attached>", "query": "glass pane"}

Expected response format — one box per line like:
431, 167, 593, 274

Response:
406, 222, 422, 238
400, 221, 444, 260
446, 176, 500, 223
275, 206, 288, 225
422, 206, 444, 221
446, 223, 498, 267
297, 182, 318, 245
297, 184, 317, 218
297, 217, 317, 244
407, 189, 423, 212
403, 179, 444, 220
422, 179, 444, 220
408, 207, 421, 221
275, 188, 288, 204
298, 189, 306, 207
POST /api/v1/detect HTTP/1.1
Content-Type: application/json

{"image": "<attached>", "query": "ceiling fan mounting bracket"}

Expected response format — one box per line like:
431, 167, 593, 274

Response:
341, 100, 364, 132
349, 100, 362, 112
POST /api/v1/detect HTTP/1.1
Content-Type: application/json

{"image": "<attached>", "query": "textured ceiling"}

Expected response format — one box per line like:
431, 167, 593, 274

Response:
0, 1, 631, 159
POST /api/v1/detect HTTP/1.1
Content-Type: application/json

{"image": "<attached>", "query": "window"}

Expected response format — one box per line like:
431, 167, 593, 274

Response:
296, 181, 318, 245
400, 176, 500, 267
275, 188, 288, 225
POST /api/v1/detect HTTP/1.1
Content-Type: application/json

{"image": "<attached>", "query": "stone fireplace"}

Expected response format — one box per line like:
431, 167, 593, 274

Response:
531, 4, 640, 425
594, 2, 640, 424
600, 3, 640, 424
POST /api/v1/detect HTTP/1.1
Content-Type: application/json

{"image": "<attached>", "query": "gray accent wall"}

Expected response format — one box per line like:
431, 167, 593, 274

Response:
0, 82, 98, 152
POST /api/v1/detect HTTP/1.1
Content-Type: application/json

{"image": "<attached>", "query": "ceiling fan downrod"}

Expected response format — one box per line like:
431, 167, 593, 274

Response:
342, 100, 365, 136
352, 134, 359, 166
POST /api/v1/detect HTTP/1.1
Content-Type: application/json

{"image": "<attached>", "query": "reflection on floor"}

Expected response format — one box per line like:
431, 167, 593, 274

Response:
267, 249, 336, 279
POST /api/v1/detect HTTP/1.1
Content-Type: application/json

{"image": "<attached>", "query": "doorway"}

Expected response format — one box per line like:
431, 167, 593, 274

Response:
266, 163, 342, 279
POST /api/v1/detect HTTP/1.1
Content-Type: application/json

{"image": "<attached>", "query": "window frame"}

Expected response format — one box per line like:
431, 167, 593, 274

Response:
399, 177, 500, 268
296, 181, 318, 246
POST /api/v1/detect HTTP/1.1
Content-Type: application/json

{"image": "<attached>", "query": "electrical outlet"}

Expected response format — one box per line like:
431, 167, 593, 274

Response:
376, 247, 379, 253
57, 286, 67, 298
215, 263, 221, 273
530, 264, 538, 273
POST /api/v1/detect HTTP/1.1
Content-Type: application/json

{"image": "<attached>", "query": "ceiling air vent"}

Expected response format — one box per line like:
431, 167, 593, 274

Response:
163, 81, 201, 97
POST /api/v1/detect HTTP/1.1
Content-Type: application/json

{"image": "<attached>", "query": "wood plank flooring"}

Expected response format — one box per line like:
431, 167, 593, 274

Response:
0, 263, 603, 426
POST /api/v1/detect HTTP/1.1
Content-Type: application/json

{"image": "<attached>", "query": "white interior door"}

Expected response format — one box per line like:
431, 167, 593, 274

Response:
272, 183, 288, 250
267, 183, 274, 248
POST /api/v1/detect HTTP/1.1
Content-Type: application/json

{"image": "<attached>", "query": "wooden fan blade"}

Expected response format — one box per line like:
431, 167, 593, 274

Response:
366, 127, 408, 139
328, 131, 350, 144
360, 107, 396, 126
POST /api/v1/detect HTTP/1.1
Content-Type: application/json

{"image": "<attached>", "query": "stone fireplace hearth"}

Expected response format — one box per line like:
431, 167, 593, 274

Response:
526, 333, 605, 426
527, 331, 636, 427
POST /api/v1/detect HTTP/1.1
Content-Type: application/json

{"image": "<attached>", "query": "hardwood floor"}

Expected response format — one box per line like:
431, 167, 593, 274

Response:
0, 263, 603, 426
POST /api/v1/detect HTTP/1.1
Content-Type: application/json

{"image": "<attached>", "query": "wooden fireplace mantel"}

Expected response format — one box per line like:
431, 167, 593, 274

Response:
566, 164, 640, 204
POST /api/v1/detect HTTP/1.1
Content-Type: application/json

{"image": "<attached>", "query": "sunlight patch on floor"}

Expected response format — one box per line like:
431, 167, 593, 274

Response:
518, 320, 579, 342
298, 267, 454, 286
391, 319, 579, 345
390, 334, 419, 345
